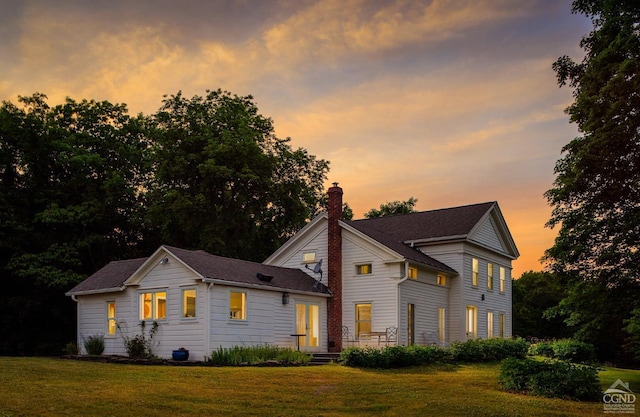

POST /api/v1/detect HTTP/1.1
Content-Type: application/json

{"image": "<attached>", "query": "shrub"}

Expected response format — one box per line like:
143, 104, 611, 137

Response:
529, 339, 596, 363
499, 358, 601, 401
63, 341, 80, 356
82, 334, 105, 356
449, 338, 529, 363
339, 345, 448, 368
208, 345, 310, 366
123, 321, 159, 359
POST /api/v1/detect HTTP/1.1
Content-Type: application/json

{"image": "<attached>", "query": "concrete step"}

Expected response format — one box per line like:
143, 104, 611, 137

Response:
309, 352, 341, 365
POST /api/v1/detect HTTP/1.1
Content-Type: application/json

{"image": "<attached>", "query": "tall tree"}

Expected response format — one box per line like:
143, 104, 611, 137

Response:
545, 0, 640, 364
364, 197, 418, 218
145, 90, 329, 261
0, 94, 148, 354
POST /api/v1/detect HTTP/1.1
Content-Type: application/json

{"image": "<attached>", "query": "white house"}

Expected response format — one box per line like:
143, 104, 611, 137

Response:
67, 184, 519, 359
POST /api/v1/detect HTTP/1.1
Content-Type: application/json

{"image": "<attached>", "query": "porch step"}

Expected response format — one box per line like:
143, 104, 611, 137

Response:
309, 352, 341, 366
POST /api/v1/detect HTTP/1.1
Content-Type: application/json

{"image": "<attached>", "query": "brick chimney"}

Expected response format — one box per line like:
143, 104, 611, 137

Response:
327, 182, 343, 352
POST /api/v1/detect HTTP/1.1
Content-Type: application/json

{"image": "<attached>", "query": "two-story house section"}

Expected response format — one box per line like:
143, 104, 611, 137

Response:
265, 184, 519, 351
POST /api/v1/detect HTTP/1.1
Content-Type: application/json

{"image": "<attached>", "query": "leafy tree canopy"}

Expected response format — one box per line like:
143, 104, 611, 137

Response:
545, 0, 640, 365
364, 197, 418, 218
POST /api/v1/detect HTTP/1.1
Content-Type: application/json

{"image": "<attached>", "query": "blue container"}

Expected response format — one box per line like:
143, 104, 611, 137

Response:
172, 349, 189, 361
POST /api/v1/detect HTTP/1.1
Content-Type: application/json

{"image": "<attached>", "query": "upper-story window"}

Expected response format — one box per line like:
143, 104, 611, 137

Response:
302, 251, 316, 263
408, 267, 418, 280
500, 267, 506, 292
472, 258, 479, 286
487, 263, 494, 290
356, 264, 372, 275
437, 274, 447, 286
139, 291, 167, 320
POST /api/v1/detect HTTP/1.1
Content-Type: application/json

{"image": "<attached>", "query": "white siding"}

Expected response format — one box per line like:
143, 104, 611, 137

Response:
398, 278, 448, 346
341, 230, 401, 337
470, 217, 506, 253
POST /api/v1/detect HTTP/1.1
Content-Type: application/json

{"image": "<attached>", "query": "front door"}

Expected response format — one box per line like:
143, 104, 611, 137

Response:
295, 302, 320, 352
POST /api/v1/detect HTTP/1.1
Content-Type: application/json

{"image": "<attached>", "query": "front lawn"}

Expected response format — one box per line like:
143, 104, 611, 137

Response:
0, 357, 636, 416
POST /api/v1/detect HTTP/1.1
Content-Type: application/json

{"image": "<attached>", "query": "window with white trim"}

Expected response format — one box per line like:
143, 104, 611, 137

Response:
437, 274, 446, 286
356, 264, 372, 275
487, 263, 494, 290
500, 267, 506, 292
302, 252, 316, 263
472, 258, 479, 286
107, 301, 116, 336
438, 307, 446, 344
139, 291, 166, 320
408, 267, 418, 280
487, 311, 494, 339
182, 288, 196, 319
229, 291, 246, 320
355, 303, 372, 338
499, 313, 506, 338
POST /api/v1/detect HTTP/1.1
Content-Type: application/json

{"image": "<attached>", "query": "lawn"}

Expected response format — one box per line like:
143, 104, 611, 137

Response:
0, 357, 637, 417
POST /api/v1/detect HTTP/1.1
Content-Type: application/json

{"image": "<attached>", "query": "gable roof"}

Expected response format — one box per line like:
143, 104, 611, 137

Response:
347, 201, 518, 260
67, 246, 329, 296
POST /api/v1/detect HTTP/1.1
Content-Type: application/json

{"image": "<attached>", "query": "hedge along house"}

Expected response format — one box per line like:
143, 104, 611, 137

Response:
66, 246, 330, 361
264, 184, 519, 352
67, 184, 519, 359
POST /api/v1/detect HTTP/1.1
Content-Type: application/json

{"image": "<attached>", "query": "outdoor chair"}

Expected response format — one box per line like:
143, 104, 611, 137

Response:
385, 326, 397, 346
342, 326, 356, 347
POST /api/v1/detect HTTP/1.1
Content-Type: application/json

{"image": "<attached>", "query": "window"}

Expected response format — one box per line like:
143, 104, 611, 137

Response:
500, 314, 506, 338
229, 291, 246, 320
487, 263, 494, 290
466, 306, 477, 339
107, 301, 116, 336
408, 267, 418, 280
472, 258, 479, 286
500, 267, 506, 292
487, 311, 494, 339
356, 264, 372, 275
355, 303, 372, 338
139, 291, 166, 320
302, 251, 316, 263
438, 307, 446, 344
408, 304, 415, 345
437, 274, 446, 286
182, 289, 196, 318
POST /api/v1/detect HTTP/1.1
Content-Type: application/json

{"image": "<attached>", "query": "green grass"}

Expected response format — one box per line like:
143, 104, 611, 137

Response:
0, 358, 637, 417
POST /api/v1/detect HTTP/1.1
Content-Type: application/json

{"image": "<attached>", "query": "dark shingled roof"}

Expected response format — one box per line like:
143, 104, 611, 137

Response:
67, 246, 329, 296
66, 258, 147, 295
345, 202, 496, 274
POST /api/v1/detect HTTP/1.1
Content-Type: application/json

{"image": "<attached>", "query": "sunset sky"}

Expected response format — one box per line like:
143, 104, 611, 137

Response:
0, 0, 593, 276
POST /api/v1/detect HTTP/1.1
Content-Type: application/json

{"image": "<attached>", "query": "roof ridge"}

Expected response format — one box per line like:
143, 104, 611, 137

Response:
351, 201, 495, 222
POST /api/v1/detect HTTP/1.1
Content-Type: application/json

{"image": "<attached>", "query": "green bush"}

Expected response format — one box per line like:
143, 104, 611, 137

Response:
63, 341, 80, 356
499, 358, 601, 401
208, 345, 310, 366
82, 334, 105, 356
449, 338, 529, 363
339, 345, 448, 368
123, 321, 159, 359
529, 339, 596, 363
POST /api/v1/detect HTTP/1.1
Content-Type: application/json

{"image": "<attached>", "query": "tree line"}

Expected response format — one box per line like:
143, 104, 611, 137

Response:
0, 90, 329, 355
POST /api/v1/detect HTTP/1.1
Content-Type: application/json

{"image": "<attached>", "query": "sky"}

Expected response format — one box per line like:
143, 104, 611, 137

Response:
0, 0, 593, 277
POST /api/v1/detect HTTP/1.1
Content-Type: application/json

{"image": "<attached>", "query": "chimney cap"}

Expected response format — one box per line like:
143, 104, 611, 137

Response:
332, 182, 339, 187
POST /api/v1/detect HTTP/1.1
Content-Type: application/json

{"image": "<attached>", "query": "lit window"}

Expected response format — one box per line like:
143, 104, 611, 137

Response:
472, 258, 479, 286
487, 263, 494, 290
139, 291, 166, 320
302, 252, 316, 263
438, 308, 446, 344
466, 306, 477, 339
408, 267, 418, 280
500, 267, 506, 292
107, 301, 116, 335
487, 311, 494, 339
230, 291, 246, 320
500, 314, 506, 338
356, 264, 372, 275
182, 289, 196, 318
437, 275, 446, 286
355, 303, 372, 338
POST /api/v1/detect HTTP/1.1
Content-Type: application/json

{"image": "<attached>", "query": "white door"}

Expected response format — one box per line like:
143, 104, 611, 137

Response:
295, 302, 320, 352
